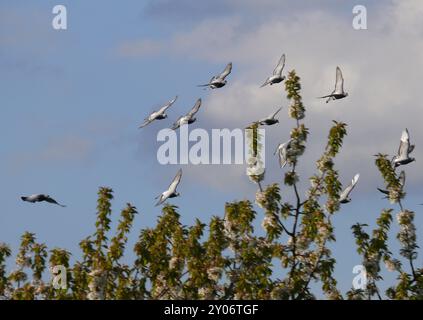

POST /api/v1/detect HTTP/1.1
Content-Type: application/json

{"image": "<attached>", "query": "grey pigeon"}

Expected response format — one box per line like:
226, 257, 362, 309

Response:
21, 194, 66, 207
198, 63, 232, 89
392, 129, 415, 167
171, 98, 202, 130
261, 54, 286, 87
378, 170, 405, 197
139, 96, 178, 128
339, 174, 360, 204
319, 66, 348, 103
155, 169, 182, 206
274, 139, 293, 168
258, 107, 282, 126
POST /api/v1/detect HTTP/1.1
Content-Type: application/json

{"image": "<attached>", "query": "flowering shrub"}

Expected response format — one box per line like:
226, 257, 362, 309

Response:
0, 71, 421, 300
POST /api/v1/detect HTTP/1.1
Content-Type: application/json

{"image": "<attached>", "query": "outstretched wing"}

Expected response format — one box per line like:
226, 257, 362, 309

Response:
187, 98, 202, 118
398, 129, 410, 158
260, 77, 271, 88
340, 174, 360, 201
158, 95, 178, 114
168, 169, 182, 194
377, 188, 389, 195
399, 170, 406, 187
155, 194, 166, 207
44, 196, 66, 207
270, 107, 282, 119
218, 63, 232, 80
139, 118, 154, 128
273, 54, 286, 76
171, 116, 183, 130
334, 66, 344, 93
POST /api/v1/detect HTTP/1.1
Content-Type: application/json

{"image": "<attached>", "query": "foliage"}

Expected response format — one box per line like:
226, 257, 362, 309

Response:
0, 71, 421, 300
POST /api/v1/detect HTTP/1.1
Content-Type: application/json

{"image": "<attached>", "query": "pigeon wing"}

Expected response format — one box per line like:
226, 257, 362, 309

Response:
399, 170, 406, 187
377, 188, 389, 195
168, 169, 182, 194
218, 63, 232, 80
398, 129, 410, 158
187, 99, 202, 118
340, 174, 360, 201
260, 78, 271, 88
334, 66, 344, 93
270, 107, 282, 119
155, 194, 166, 207
139, 118, 153, 128
273, 54, 286, 76
158, 96, 178, 114
171, 117, 183, 130
44, 196, 66, 207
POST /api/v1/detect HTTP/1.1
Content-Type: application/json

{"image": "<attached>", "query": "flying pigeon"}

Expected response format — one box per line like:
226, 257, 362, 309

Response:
274, 139, 293, 168
319, 66, 348, 103
377, 171, 405, 196
155, 169, 182, 206
260, 54, 286, 87
21, 194, 66, 207
139, 96, 178, 128
258, 107, 282, 126
339, 174, 360, 204
392, 129, 415, 167
198, 63, 232, 89
171, 98, 202, 130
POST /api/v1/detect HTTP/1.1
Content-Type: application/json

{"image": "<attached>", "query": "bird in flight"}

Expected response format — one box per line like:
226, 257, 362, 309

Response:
198, 63, 232, 89
339, 174, 360, 204
260, 54, 286, 87
377, 170, 405, 197
258, 107, 282, 126
171, 98, 202, 130
319, 66, 348, 103
274, 139, 293, 168
392, 129, 415, 167
139, 96, 178, 128
21, 194, 66, 207
155, 169, 183, 206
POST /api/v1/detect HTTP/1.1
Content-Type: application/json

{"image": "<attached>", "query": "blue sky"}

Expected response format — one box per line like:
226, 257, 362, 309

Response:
0, 0, 422, 297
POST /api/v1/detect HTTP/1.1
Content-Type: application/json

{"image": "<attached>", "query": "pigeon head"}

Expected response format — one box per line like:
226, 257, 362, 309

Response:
21, 196, 27, 201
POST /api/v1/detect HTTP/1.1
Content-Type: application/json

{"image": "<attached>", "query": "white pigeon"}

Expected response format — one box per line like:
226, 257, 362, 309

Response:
171, 98, 202, 130
274, 139, 292, 168
392, 129, 415, 167
155, 169, 182, 206
339, 174, 360, 204
261, 54, 286, 87
198, 63, 232, 89
139, 96, 178, 128
258, 107, 282, 126
378, 171, 405, 196
21, 194, 66, 207
319, 66, 348, 103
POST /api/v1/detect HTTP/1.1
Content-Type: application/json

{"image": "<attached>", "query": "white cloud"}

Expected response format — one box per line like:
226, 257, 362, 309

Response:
124, 0, 423, 193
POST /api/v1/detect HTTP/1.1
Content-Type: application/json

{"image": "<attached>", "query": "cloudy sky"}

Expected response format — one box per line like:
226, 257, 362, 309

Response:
1, 0, 422, 295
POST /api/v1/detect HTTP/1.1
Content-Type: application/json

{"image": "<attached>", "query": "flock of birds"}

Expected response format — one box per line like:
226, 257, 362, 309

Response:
20, 53, 416, 208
